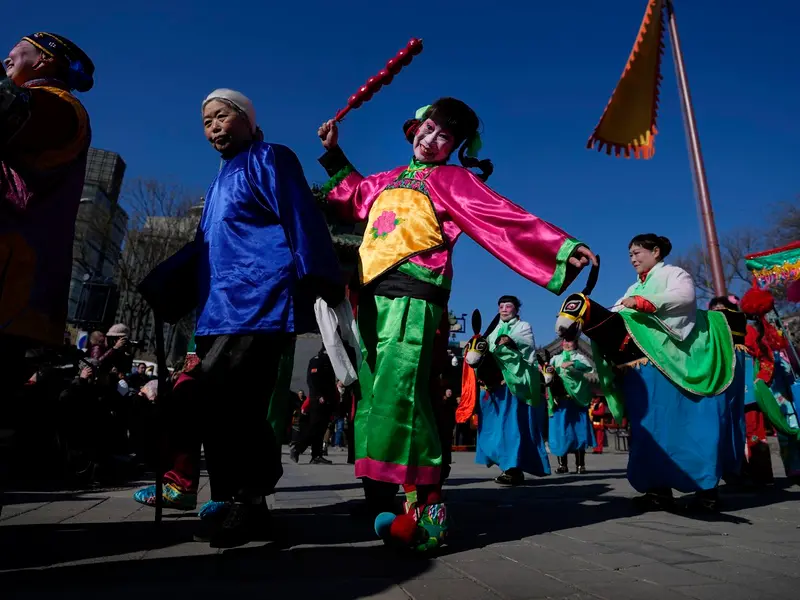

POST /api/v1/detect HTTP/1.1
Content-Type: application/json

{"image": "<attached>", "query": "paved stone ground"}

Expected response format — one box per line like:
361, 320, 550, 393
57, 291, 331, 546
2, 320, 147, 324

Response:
1, 441, 799, 599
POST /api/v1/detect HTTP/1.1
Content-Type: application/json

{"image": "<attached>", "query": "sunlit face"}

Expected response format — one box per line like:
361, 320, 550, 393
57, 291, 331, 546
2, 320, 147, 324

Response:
202, 99, 253, 158
629, 244, 660, 275
498, 302, 518, 322
412, 118, 456, 163
2, 41, 50, 86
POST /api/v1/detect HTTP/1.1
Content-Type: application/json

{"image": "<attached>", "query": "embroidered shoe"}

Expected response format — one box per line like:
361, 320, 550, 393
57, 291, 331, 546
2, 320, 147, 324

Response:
198, 500, 230, 520
193, 501, 231, 543
133, 483, 197, 511
375, 502, 450, 554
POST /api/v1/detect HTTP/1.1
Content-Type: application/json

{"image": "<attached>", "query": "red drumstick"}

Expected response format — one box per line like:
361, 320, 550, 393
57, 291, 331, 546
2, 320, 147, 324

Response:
333, 38, 424, 122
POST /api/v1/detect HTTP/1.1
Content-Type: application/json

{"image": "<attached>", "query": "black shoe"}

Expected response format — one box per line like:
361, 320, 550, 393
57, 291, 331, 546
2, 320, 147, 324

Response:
495, 471, 524, 486
555, 466, 569, 474
576, 466, 587, 474
685, 489, 720, 513
209, 502, 270, 549
289, 446, 300, 464
632, 491, 675, 512
310, 456, 332, 465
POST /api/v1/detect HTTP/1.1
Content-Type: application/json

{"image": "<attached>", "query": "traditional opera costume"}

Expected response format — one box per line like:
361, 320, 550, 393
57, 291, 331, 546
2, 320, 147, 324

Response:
595, 259, 745, 511
739, 287, 800, 484
475, 297, 550, 486
1, 32, 94, 372
548, 342, 596, 473
317, 98, 592, 551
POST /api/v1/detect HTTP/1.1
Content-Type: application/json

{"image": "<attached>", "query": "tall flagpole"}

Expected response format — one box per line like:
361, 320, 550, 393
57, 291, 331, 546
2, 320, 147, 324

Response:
665, 0, 727, 296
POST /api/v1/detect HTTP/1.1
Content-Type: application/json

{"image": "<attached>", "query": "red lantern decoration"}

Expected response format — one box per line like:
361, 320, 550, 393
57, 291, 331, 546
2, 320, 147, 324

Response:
333, 38, 424, 122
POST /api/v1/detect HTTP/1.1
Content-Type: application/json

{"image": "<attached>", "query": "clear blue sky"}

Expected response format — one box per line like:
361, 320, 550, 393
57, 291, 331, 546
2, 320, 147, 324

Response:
5, 0, 799, 344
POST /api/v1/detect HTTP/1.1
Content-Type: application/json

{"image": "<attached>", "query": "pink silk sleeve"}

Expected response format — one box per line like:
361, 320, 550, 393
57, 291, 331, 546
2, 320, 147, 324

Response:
428, 166, 587, 295
325, 169, 399, 223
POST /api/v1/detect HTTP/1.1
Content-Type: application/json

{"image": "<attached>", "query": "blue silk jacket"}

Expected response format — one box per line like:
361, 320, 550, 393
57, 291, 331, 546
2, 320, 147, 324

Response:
195, 142, 342, 337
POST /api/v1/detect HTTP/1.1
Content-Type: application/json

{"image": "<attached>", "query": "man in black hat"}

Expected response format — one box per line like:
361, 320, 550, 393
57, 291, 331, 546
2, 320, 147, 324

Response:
1, 32, 94, 364
1, 32, 95, 513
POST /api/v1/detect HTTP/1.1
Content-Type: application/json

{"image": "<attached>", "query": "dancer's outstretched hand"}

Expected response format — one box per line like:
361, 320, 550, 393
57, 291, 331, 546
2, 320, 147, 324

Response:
318, 119, 339, 150
568, 246, 598, 269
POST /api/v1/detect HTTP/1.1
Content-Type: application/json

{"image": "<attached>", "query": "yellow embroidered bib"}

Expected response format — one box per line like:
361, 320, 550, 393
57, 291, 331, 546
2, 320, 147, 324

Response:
358, 172, 445, 285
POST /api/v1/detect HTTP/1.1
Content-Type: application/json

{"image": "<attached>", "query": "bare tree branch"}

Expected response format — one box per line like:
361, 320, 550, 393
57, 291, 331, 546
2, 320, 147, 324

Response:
675, 228, 766, 305
113, 178, 201, 363
677, 197, 800, 314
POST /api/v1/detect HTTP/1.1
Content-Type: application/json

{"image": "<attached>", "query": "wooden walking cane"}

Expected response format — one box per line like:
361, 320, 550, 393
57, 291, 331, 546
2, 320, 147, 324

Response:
153, 315, 168, 524
137, 240, 199, 525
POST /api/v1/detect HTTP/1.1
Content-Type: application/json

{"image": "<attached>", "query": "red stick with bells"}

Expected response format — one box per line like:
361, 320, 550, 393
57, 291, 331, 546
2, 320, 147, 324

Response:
333, 38, 424, 123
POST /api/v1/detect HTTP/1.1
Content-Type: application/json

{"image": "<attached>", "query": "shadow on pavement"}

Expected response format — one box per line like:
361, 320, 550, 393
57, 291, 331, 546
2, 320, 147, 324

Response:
0, 537, 432, 599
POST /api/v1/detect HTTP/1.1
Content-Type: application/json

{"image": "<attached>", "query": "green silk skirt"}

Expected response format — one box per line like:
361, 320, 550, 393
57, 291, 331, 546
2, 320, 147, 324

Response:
354, 294, 443, 485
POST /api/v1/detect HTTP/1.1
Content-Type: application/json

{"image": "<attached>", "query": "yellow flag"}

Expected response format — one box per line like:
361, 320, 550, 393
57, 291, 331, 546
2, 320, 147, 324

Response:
587, 0, 666, 159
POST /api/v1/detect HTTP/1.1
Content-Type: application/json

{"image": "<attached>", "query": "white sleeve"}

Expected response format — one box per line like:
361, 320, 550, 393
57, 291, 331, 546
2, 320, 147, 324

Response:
510, 320, 536, 364
334, 298, 362, 372
314, 297, 359, 386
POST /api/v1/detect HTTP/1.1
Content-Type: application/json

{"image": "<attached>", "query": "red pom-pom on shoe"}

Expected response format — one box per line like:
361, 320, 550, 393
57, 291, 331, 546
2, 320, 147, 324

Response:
389, 513, 418, 545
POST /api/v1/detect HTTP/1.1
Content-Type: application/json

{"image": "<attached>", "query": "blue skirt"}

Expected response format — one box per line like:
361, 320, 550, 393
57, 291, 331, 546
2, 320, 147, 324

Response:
548, 399, 596, 456
476, 385, 551, 476
624, 353, 745, 493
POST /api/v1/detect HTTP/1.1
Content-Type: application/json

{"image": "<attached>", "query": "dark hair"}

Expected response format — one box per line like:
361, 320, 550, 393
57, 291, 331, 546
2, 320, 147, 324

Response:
402, 97, 494, 181
628, 233, 673, 260
498, 295, 521, 309
708, 295, 740, 312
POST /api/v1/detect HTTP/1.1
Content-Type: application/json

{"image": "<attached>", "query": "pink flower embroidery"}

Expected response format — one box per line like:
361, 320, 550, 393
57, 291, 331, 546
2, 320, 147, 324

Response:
370, 210, 403, 239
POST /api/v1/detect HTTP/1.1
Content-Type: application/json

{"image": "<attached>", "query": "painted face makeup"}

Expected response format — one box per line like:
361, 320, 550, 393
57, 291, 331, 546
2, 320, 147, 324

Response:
412, 118, 456, 163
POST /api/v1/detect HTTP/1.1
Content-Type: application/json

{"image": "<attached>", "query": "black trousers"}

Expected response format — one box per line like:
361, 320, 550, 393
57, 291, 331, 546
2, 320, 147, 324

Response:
195, 333, 289, 501
294, 397, 332, 459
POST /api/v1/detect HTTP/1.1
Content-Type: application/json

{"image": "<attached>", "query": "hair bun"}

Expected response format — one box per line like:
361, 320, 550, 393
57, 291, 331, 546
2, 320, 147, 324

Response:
403, 119, 419, 143
657, 236, 673, 258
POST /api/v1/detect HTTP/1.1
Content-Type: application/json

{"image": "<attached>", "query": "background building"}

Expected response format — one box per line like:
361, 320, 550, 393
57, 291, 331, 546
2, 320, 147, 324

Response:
68, 149, 128, 331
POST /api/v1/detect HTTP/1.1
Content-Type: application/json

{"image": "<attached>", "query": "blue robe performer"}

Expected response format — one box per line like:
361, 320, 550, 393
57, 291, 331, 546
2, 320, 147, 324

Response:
476, 295, 550, 486
592, 235, 745, 512
547, 340, 596, 473
194, 89, 343, 547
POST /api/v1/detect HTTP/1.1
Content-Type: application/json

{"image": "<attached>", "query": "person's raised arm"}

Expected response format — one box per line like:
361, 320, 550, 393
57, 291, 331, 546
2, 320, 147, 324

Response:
430, 168, 596, 295
316, 119, 398, 223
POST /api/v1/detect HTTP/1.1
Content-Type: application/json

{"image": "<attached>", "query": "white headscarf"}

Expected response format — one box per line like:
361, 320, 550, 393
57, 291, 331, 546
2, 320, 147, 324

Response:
203, 88, 257, 134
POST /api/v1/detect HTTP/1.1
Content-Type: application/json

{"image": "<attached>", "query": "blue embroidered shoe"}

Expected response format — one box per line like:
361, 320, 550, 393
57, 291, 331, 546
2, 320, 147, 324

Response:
198, 500, 230, 521
133, 483, 197, 511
